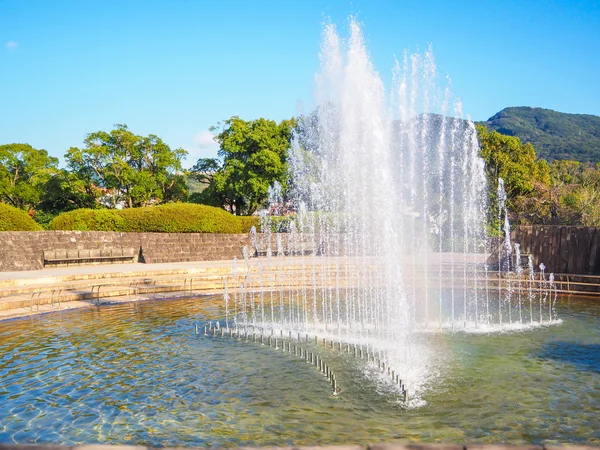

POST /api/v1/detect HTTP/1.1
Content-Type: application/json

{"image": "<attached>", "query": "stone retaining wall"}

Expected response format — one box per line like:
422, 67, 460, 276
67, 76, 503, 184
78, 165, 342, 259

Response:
0, 231, 253, 272
512, 226, 600, 275
3, 226, 599, 275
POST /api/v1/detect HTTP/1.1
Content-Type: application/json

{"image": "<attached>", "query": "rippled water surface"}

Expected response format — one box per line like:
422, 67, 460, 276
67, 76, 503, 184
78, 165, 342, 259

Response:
0, 295, 598, 446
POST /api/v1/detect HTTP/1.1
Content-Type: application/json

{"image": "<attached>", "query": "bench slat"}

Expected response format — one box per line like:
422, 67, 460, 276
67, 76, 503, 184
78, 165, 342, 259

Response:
43, 248, 136, 264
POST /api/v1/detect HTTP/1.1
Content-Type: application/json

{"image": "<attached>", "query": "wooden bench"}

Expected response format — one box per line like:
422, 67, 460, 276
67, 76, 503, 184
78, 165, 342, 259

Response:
252, 241, 319, 257
43, 248, 137, 267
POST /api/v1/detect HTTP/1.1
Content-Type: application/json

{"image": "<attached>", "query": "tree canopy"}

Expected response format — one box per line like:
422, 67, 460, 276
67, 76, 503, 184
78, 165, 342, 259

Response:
191, 116, 296, 215
477, 125, 551, 200
477, 125, 600, 227
65, 124, 188, 208
0, 143, 59, 210
1, 112, 599, 230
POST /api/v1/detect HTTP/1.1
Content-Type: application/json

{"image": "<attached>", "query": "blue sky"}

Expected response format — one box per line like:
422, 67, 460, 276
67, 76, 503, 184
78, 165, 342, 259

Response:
1, 0, 599, 167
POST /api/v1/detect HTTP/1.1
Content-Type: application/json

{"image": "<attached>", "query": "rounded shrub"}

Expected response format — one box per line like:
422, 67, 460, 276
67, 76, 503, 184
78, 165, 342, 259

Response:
117, 203, 243, 233
0, 203, 43, 231
49, 208, 125, 231
238, 215, 260, 233
50, 203, 249, 233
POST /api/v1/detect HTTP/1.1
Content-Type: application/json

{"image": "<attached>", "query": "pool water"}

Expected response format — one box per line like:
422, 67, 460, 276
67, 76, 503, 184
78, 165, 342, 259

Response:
0, 295, 598, 447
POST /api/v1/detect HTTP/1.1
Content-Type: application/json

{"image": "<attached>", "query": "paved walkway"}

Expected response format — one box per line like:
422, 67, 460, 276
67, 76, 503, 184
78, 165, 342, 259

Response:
0, 260, 243, 321
0, 252, 489, 283
0, 253, 493, 322
0, 260, 237, 284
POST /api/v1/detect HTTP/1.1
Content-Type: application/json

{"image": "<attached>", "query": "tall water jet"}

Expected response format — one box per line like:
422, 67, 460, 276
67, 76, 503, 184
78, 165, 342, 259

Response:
288, 19, 488, 326
276, 20, 489, 394
227, 20, 558, 400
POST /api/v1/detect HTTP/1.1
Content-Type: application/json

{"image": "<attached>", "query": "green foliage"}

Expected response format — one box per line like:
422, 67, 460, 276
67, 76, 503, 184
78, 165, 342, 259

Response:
477, 125, 550, 199
477, 125, 551, 228
0, 143, 59, 210
117, 203, 242, 233
0, 203, 43, 231
267, 215, 295, 232
38, 169, 101, 215
65, 124, 188, 208
48, 208, 125, 231
480, 107, 600, 163
505, 159, 600, 226
238, 215, 260, 233
32, 210, 59, 230
49, 203, 248, 233
562, 163, 600, 226
191, 116, 296, 215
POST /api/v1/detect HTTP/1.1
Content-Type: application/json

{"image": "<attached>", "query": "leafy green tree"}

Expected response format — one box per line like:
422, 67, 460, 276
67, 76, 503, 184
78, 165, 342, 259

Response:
0, 143, 59, 210
571, 163, 600, 226
65, 125, 188, 208
191, 116, 296, 215
38, 169, 101, 214
477, 125, 552, 227
477, 125, 550, 199
498, 158, 600, 226
550, 160, 582, 185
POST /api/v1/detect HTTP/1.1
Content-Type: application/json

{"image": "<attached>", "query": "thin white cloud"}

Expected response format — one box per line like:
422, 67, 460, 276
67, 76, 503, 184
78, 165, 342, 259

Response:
193, 130, 218, 149
184, 130, 220, 164
4, 40, 18, 50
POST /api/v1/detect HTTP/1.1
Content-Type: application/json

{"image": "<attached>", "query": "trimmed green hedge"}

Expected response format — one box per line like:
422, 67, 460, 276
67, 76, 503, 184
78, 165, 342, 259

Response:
49, 203, 249, 233
117, 203, 242, 233
238, 215, 260, 233
0, 203, 43, 231
48, 208, 125, 231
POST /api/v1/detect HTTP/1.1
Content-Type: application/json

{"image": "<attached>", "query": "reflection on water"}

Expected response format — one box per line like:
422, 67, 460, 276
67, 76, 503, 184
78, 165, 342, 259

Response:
536, 342, 600, 373
0, 294, 598, 446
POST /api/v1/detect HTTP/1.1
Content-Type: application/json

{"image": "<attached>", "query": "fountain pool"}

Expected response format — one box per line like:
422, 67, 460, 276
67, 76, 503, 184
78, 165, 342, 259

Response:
1, 18, 597, 450
0, 293, 598, 447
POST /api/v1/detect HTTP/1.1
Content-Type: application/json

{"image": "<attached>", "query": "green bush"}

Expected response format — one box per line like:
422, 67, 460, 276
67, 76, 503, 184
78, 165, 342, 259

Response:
268, 215, 296, 232
238, 215, 260, 233
49, 203, 248, 233
33, 210, 59, 230
117, 203, 242, 233
48, 208, 125, 231
0, 203, 43, 231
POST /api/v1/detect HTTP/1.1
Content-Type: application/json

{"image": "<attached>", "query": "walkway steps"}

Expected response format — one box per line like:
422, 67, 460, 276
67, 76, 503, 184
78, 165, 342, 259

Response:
0, 257, 598, 321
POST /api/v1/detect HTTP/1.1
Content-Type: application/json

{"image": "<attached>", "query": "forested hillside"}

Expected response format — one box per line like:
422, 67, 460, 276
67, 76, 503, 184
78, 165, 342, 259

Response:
479, 107, 600, 162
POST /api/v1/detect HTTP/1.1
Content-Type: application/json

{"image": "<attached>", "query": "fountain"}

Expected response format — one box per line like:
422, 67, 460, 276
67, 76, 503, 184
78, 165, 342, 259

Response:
215, 20, 559, 402
3, 20, 594, 449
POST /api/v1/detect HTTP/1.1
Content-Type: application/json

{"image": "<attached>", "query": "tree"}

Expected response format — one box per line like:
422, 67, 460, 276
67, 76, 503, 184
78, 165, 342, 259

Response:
477, 125, 550, 199
191, 116, 296, 215
571, 163, 600, 226
477, 125, 551, 226
65, 125, 188, 208
0, 143, 59, 210
38, 169, 101, 214
491, 156, 600, 226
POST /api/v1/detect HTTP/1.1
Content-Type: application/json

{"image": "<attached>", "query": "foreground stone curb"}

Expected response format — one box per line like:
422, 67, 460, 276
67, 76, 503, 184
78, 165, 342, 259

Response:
0, 444, 597, 450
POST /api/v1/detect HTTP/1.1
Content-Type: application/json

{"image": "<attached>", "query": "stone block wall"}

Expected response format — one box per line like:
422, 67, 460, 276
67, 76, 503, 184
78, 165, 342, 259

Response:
512, 225, 600, 275
0, 231, 252, 272
139, 233, 250, 264
4, 226, 598, 274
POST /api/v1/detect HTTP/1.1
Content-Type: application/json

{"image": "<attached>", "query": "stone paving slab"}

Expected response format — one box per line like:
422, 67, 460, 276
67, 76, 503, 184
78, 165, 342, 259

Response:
0, 254, 597, 322
0, 257, 346, 321
0, 253, 488, 284
0, 260, 239, 285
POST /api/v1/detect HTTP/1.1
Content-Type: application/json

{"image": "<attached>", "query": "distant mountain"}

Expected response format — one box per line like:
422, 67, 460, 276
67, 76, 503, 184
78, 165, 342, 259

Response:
479, 107, 600, 163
